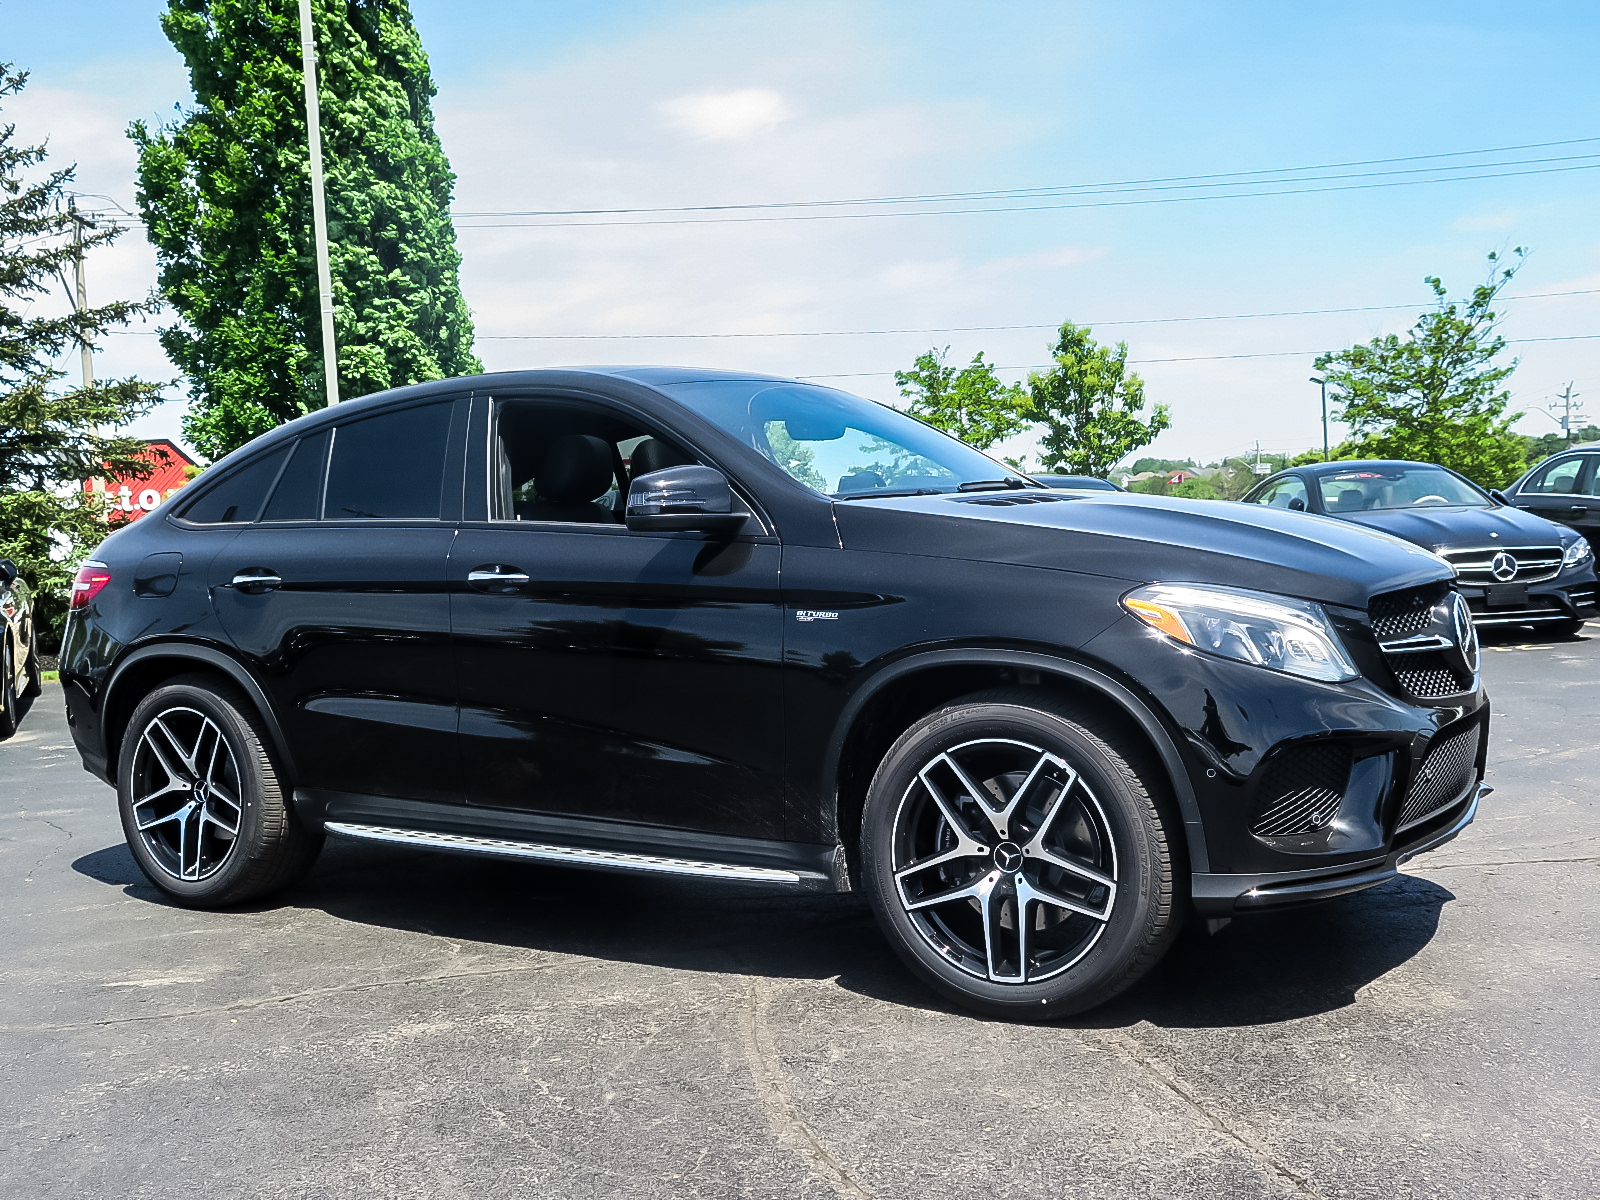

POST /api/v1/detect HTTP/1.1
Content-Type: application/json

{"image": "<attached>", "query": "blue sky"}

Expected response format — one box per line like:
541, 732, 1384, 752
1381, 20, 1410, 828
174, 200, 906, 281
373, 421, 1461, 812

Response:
5, 0, 1598, 463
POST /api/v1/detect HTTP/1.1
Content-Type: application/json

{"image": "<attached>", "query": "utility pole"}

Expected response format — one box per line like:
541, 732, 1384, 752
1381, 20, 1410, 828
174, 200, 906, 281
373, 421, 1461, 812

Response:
68, 201, 94, 388
297, 0, 339, 406
1309, 376, 1329, 461
1556, 382, 1582, 445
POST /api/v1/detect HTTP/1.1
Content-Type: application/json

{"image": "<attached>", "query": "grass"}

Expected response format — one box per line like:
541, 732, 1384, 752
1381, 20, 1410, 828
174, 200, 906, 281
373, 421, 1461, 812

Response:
40, 670, 59, 683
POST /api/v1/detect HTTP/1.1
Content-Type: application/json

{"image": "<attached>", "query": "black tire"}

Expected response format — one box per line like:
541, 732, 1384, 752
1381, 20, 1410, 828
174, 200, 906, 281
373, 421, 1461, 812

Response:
117, 674, 323, 907
21, 636, 42, 699
1550, 616, 1588, 639
0, 643, 17, 739
861, 688, 1181, 1020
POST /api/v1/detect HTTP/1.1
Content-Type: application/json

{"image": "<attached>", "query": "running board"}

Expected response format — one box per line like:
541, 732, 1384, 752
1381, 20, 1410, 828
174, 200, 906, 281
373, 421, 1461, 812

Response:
324, 821, 811, 885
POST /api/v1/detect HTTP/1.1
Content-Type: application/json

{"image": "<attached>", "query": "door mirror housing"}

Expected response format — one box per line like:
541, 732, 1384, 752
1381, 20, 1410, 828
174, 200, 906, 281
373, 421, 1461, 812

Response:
0, 558, 17, 586
626, 465, 747, 535
1488, 488, 1512, 506
1287, 497, 1306, 512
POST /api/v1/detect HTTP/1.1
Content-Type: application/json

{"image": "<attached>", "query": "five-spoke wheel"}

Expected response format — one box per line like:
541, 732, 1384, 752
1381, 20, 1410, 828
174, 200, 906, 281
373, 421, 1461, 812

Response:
128, 706, 245, 882
864, 690, 1180, 1019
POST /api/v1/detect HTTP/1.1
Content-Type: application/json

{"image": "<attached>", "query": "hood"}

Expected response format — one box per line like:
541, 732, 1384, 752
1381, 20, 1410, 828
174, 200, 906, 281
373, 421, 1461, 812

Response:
832, 491, 1451, 610
1335, 503, 1573, 550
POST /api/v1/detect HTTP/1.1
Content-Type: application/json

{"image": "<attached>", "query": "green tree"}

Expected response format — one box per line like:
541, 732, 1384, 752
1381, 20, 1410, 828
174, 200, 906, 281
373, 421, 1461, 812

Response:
1170, 476, 1220, 500
1314, 250, 1529, 488
0, 67, 165, 649
1026, 323, 1170, 477
132, 0, 480, 460
894, 347, 1027, 450
1128, 456, 1195, 475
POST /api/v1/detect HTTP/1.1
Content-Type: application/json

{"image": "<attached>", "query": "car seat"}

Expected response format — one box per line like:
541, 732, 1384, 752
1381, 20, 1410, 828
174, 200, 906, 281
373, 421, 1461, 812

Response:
514, 434, 618, 523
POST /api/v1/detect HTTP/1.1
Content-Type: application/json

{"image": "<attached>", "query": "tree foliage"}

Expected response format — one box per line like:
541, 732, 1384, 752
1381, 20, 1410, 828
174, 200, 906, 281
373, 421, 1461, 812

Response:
1, 67, 166, 650
132, 0, 480, 460
1314, 251, 1529, 488
1026, 322, 1170, 477
894, 347, 1027, 450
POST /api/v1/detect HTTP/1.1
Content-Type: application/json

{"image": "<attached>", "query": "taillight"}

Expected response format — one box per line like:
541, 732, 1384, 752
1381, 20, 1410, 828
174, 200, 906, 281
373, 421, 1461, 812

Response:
70, 563, 112, 609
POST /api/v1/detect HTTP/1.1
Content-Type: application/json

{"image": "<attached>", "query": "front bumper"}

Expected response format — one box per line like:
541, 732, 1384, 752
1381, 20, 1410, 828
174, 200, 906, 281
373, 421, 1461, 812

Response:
1461, 578, 1597, 627
1191, 781, 1486, 915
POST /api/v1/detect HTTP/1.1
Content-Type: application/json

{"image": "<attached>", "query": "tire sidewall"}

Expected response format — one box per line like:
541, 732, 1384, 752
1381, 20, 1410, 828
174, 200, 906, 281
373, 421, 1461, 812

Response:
117, 681, 276, 903
862, 700, 1168, 1017
0, 643, 16, 737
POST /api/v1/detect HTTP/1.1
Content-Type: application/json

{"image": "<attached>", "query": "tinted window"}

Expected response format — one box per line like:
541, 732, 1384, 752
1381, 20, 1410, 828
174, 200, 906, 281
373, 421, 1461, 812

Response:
1524, 456, 1587, 496
1318, 466, 1487, 511
323, 403, 453, 520
1252, 476, 1308, 509
179, 446, 289, 524
261, 430, 330, 521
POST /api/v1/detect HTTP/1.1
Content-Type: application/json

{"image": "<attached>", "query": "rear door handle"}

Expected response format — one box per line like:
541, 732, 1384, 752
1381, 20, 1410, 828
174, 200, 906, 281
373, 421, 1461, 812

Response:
467, 565, 530, 594
229, 569, 282, 595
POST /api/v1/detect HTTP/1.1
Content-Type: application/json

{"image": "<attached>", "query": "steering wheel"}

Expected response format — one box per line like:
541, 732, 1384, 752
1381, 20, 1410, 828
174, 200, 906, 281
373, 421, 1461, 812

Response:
1411, 495, 1451, 506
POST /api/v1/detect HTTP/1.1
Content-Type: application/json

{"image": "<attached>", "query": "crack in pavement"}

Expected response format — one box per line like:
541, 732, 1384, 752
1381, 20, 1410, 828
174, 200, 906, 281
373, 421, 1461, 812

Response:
738, 977, 873, 1199
13, 809, 75, 884
1422, 855, 1600, 869
0, 960, 561, 1032
1089, 1028, 1327, 1200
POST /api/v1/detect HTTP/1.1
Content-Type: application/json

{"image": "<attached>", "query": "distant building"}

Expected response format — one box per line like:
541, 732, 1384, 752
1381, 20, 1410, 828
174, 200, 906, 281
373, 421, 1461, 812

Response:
83, 439, 199, 524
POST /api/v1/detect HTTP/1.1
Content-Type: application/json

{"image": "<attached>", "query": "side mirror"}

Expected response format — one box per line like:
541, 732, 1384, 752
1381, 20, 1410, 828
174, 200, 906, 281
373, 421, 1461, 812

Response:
1288, 497, 1306, 511
0, 558, 17, 586
626, 465, 747, 536
1488, 489, 1512, 506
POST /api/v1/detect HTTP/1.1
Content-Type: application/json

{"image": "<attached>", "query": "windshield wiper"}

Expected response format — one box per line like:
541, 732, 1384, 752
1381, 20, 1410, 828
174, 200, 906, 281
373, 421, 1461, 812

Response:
834, 487, 951, 501
957, 478, 1033, 492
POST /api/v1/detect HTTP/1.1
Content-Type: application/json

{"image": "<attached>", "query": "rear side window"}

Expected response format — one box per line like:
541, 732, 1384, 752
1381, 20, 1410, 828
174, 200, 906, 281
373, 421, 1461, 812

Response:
323, 403, 453, 520
179, 446, 289, 524
1524, 456, 1587, 496
262, 430, 330, 521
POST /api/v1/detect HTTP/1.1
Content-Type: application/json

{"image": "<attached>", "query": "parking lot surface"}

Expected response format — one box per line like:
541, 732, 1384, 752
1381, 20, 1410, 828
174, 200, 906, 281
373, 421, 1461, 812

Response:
3, 631, 1597, 1199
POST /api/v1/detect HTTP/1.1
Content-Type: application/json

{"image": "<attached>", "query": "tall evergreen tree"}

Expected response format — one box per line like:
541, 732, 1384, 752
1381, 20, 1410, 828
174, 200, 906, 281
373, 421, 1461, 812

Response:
132, 0, 480, 459
0, 66, 165, 650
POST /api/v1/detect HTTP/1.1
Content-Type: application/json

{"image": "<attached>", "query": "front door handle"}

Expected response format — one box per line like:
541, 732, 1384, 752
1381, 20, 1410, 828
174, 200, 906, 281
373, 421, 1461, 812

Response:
230, 569, 282, 595
467, 565, 531, 594
1569, 505, 1589, 516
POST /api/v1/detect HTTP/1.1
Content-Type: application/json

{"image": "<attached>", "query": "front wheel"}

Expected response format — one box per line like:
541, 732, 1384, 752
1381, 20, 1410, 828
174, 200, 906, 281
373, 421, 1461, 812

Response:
117, 675, 323, 907
861, 690, 1181, 1020
0, 644, 17, 739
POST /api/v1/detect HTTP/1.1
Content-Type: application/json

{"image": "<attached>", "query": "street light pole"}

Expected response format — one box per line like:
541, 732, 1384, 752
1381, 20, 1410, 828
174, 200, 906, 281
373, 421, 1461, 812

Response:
1309, 376, 1328, 461
297, 0, 339, 406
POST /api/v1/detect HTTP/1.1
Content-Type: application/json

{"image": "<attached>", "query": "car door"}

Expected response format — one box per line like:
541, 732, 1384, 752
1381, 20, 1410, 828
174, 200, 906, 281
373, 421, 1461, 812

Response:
207, 398, 467, 804
1246, 473, 1310, 512
1510, 454, 1600, 538
449, 393, 787, 840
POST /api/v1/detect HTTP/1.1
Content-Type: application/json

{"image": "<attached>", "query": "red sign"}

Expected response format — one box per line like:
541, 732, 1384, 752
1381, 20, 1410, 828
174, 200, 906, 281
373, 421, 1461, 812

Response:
84, 439, 200, 524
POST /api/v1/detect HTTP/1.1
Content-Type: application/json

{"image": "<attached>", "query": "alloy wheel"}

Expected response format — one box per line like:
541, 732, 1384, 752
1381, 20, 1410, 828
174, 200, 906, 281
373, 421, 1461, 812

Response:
891, 737, 1118, 984
130, 706, 245, 882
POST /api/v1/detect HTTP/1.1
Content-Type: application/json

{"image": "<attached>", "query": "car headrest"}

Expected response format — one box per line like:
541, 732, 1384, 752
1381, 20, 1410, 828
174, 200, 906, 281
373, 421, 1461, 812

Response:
631, 438, 692, 477
836, 471, 885, 494
538, 434, 614, 503
1334, 488, 1365, 512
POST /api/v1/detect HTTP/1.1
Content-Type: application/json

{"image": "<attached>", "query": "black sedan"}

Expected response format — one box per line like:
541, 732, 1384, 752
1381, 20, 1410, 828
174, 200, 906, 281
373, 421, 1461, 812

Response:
0, 556, 42, 739
1498, 445, 1600, 543
1241, 460, 1598, 634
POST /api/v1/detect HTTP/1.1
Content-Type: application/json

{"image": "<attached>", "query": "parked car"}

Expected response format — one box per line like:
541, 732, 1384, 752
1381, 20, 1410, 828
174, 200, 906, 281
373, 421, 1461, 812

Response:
62, 370, 1488, 1020
1242, 460, 1597, 636
1498, 446, 1600, 544
1031, 474, 1124, 491
0, 557, 42, 739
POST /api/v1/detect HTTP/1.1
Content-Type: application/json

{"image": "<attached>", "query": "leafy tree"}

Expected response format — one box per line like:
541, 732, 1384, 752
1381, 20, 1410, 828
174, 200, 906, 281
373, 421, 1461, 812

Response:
1026, 323, 1170, 477
1127, 456, 1195, 475
0, 67, 165, 649
894, 347, 1027, 450
132, 0, 480, 460
1523, 426, 1600, 468
1314, 251, 1529, 488
1171, 476, 1220, 500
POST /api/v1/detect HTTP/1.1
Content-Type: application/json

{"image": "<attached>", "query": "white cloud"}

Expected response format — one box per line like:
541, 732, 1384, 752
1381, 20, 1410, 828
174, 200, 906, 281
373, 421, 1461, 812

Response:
657, 88, 792, 140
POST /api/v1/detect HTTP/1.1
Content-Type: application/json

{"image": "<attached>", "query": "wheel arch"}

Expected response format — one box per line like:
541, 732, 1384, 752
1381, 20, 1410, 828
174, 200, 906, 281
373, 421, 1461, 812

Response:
825, 648, 1210, 878
101, 642, 298, 785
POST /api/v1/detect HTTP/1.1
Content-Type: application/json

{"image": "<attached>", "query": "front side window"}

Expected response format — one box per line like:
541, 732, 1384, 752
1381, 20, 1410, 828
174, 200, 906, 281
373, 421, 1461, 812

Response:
178, 446, 290, 524
1251, 476, 1308, 509
661, 381, 1029, 498
324, 403, 453, 520
1318, 466, 1489, 512
1523, 456, 1587, 496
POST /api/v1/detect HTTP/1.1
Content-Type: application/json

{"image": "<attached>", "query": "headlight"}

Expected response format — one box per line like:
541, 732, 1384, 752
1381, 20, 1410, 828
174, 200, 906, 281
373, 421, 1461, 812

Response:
1122, 583, 1360, 683
1564, 537, 1593, 567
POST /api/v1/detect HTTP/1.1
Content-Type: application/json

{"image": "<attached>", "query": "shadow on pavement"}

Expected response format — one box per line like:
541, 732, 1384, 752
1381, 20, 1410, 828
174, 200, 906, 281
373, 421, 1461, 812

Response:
71, 834, 1455, 1029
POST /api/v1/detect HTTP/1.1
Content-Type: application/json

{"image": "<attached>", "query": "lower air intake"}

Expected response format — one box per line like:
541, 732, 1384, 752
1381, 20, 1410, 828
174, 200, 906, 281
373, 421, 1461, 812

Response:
1250, 742, 1354, 837
1397, 721, 1482, 832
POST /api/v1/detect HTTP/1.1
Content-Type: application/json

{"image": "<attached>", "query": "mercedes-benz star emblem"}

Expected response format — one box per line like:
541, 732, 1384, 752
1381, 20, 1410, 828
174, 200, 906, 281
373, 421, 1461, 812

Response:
1451, 592, 1480, 675
993, 842, 1024, 873
1490, 550, 1518, 582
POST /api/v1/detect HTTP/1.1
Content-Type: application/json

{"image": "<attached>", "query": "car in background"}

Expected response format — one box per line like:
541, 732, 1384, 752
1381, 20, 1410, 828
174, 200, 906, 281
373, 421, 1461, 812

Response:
1497, 446, 1600, 544
0, 557, 43, 739
1031, 474, 1124, 491
1241, 460, 1597, 636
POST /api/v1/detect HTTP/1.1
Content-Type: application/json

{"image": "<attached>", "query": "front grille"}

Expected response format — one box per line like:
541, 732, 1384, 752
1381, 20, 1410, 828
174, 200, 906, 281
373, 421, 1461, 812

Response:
1391, 651, 1475, 698
1396, 720, 1482, 831
1443, 545, 1563, 584
1368, 581, 1450, 641
1250, 742, 1353, 837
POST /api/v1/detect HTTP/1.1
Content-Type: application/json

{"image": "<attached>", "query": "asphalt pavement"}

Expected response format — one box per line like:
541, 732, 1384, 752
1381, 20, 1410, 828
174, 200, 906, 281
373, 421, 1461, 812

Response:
2, 630, 1597, 1199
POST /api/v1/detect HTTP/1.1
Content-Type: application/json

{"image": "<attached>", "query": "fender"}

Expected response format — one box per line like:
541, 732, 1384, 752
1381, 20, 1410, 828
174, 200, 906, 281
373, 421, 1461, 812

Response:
101, 641, 299, 784
825, 646, 1211, 874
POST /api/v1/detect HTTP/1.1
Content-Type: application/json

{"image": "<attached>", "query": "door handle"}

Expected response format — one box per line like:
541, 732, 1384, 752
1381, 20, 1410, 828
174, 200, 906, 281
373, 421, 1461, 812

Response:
467, 565, 530, 594
1569, 506, 1589, 516
229, 570, 282, 595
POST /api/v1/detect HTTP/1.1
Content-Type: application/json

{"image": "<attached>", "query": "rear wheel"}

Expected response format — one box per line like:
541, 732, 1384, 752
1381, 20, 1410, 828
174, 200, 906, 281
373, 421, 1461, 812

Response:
21, 636, 42, 699
862, 689, 1181, 1020
117, 675, 323, 907
0, 643, 17, 739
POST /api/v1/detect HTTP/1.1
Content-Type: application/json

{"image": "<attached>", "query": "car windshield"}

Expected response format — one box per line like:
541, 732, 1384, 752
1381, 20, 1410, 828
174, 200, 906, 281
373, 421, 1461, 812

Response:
659, 379, 1032, 498
1317, 466, 1489, 512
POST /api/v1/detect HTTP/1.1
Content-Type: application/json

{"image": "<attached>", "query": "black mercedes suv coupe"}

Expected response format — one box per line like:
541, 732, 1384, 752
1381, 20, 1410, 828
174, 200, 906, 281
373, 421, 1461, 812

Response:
61, 369, 1489, 1019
